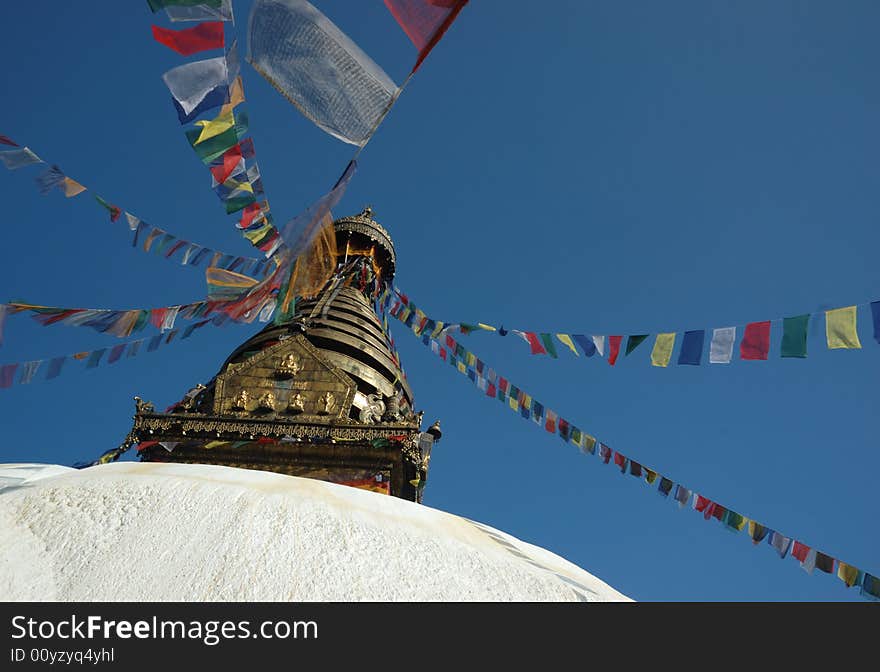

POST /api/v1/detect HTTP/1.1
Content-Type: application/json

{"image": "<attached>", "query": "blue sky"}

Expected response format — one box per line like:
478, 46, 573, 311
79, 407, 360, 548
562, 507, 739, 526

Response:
1, 1, 877, 601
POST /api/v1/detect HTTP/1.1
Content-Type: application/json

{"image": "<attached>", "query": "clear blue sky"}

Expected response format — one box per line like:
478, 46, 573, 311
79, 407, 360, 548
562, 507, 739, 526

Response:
1, 1, 877, 601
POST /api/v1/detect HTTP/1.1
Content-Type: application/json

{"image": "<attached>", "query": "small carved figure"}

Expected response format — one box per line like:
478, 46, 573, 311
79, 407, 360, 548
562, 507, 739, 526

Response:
134, 396, 155, 414
358, 393, 386, 424
287, 392, 305, 414
258, 391, 276, 411
276, 353, 301, 378
232, 389, 250, 410
318, 391, 335, 415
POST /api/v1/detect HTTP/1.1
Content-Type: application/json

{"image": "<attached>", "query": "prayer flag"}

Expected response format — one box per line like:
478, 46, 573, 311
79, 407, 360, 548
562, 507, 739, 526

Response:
0, 135, 17, 146
162, 55, 229, 118
86, 349, 106, 369
613, 451, 627, 473
19, 360, 41, 385
592, 335, 605, 356
148, 0, 223, 11
607, 335, 622, 366
95, 195, 122, 222
539, 333, 558, 358
152, 21, 225, 56
672, 485, 690, 507
837, 562, 860, 588
740, 320, 771, 360
781, 314, 809, 358
0, 363, 18, 388
46, 356, 66, 379
163, 0, 233, 22
791, 541, 810, 563
862, 573, 880, 601
383, 0, 469, 72
545, 410, 557, 433
194, 108, 237, 146
625, 334, 648, 356
650, 332, 675, 367
582, 434, 597, 455
518, 331, 546, 355
62, 177, 87, 197
35, 165, 67, 194
107, 343, 126, 364
825, 306, 861, 349
556, 334, 578, 356
709, 326, 736, 364
678, 329, 705, 365
0, 147, 42, 170
871, 301, 880, 345
748, 521, 769, 544
815, 552, 835, 574
572, 334, 596, 357
658, 477, 673, 497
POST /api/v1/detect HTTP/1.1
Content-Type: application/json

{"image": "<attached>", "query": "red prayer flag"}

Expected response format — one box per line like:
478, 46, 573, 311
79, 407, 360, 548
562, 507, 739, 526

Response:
544, 411, 557, 434
445, 334, 456, 349
613, 451, 627, 472
486, 382, 497, 398
0, 134, 18, 147
792, 541, 811, 563
210, 144, 243, 185
740, 320, 771, 360
151, 21, 225, 57
136, 441, 160, 452
238, 202, 265, 230
383, 0, 468, 72
694, 495, 712, 513
607, 335, 623, 366
525, 331, 547, 355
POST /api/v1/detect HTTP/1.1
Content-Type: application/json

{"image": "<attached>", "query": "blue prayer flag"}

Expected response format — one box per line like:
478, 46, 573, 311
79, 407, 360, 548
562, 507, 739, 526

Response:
678, 329, 705, 365
572, 334, 597, 357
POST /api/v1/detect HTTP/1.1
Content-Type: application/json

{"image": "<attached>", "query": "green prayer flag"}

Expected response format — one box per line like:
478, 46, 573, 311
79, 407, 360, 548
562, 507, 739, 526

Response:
185, 111, 248, 163
224, 194, 257, 214
148, 0, 222, 12
781, 314, 809, 358
539, 333, 558, 358
625, 334, 649, 356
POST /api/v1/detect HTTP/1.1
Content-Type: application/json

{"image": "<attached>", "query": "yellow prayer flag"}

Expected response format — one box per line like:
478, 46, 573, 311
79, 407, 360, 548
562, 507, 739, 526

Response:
825, 306, 861, 349
204, 440, 228, 449
466, 352, 476, 367
651, 332, 676, 367
194, 109, 236, 145
456, 360, 467, 374
242, 222, 273, 244
430, 321, 445, 338
837, 561, 860, 587
508, 395, 519, 411
219, 76, 246, 117
732, 516, 748, 532
62, 177, 87, 197
206, 267, 259, 290
582, 434, 597, 454
398, 307, 411, 323
556, 333, 579, 356
221, 177, 254, 194
522, 394, 532, 410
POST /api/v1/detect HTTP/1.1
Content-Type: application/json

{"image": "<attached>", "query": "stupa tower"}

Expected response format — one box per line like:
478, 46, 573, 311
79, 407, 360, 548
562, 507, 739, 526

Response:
133, 207, 439, 502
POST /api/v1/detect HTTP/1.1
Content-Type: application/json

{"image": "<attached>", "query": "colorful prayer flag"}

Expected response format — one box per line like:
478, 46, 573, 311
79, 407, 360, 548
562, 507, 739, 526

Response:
0, 363, 18, 388
152, 21, 225, 56
740, 320, 771, 360
837, 562, 860, 588
625, 334, 649, 356
163, 54, 229, 118
539, 333, 558, 358
572, 334, 596, 357
709, 326, 736, 364
518, 331, 546, 355
62, 177, 87, 198
825, 306, 861, 349
382, 0, 469, 72
607, 335, 622, 366
556, 334, 578, 356
19, 360, 41, 385
0, 147, 42, 170
678, 329, 705, 365
650, 332, 675, 367
95, 195, 122, 222
781, 314, 809, 358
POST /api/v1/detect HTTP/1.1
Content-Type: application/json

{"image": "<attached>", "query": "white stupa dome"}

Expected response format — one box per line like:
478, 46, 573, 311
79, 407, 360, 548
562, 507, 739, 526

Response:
0, 462, 630, 602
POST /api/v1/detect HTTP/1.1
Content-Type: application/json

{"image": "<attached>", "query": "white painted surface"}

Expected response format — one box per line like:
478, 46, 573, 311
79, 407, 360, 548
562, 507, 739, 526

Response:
0, 462, 630, 602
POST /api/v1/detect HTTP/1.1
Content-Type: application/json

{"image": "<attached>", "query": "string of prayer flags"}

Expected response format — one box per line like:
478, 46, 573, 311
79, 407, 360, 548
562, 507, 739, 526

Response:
36, 165, 85, 197
0, 147, 42, 170
825, 306, 861, 350
152, 21, 225, 56
383, 0, 469, 72
0, 314, 220, 389
247, 0, 398, 146
386, 292, 875, 600
441, 299, 876, 368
